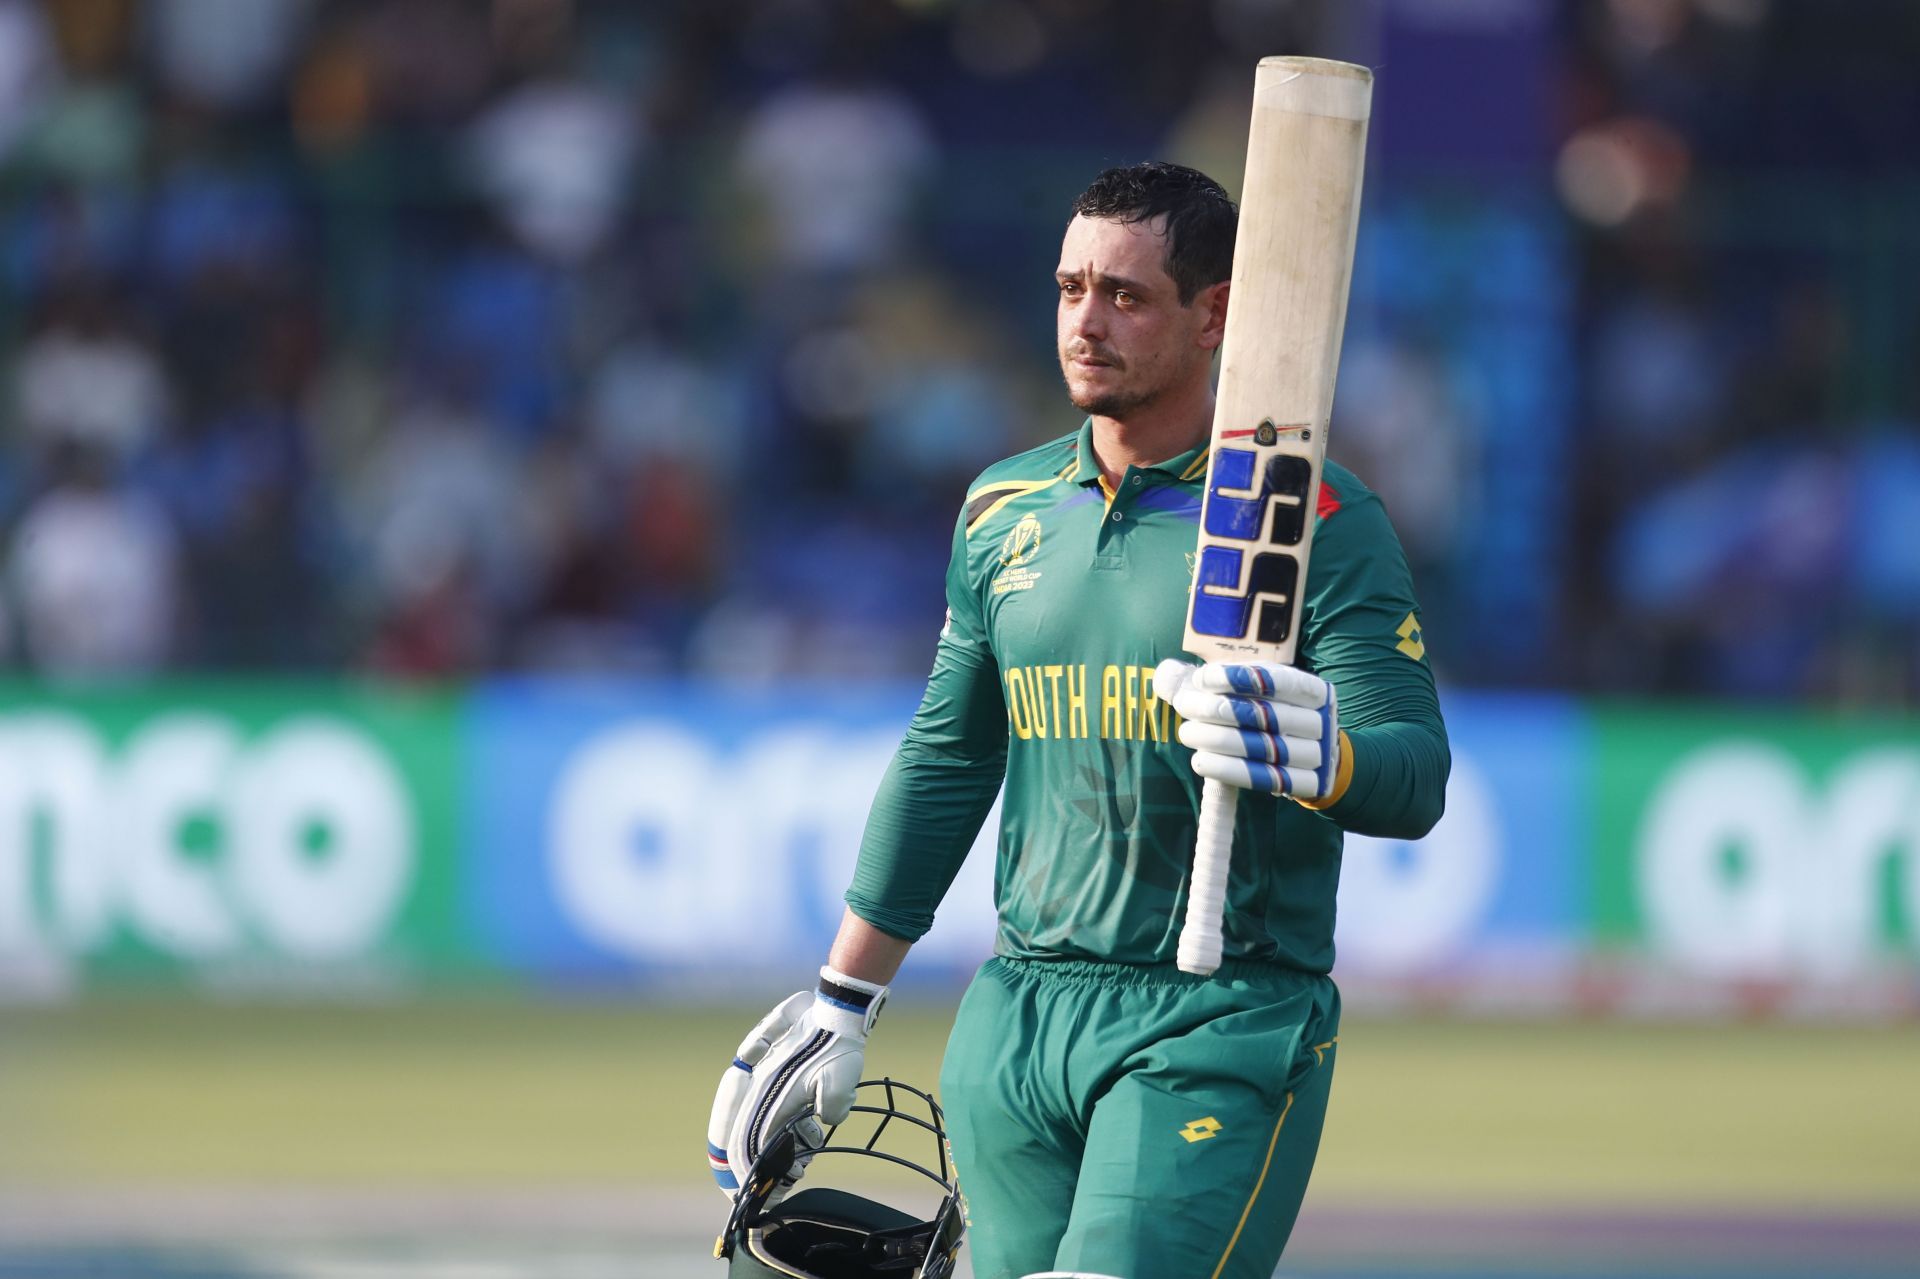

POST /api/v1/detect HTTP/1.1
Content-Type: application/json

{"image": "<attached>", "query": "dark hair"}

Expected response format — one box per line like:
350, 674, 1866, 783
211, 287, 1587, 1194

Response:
1070, 162, 1237, 304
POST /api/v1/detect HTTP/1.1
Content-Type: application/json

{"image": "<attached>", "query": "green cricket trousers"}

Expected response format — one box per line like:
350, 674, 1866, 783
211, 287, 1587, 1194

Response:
939, 956, 1340, 1279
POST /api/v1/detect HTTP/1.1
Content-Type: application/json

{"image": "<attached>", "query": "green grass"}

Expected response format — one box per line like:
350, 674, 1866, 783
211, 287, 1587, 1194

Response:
3, 998, 1916, 1211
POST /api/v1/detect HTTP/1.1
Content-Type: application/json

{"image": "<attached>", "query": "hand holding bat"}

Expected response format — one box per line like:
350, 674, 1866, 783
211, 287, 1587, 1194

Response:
1155, 659, 1340, 799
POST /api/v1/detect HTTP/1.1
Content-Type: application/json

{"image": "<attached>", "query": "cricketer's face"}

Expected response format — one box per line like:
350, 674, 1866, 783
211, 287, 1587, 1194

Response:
1055, 214, 1225, 419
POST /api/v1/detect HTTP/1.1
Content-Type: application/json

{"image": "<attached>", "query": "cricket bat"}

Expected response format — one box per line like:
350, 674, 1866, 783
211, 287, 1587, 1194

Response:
1178, 57, 1373, 976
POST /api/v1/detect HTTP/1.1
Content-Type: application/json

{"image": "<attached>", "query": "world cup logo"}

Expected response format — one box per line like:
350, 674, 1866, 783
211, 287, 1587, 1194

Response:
1000, 514, 1042, 567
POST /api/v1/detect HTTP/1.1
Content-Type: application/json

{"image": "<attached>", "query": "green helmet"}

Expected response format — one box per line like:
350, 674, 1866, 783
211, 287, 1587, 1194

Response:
717, 1079, 965, 1278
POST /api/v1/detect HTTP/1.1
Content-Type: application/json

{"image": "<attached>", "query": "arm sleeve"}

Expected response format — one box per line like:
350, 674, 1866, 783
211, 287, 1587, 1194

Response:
844, 513, 1009, 942
1298, 495, 1451, 841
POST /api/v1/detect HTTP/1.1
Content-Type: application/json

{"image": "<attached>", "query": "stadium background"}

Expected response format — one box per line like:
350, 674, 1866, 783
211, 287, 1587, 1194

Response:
0, 1, 1915, 1276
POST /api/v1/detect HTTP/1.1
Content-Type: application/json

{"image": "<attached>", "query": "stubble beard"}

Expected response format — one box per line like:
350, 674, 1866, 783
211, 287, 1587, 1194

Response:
1062, 354, 1172, 420
1070, 384, 1150, 418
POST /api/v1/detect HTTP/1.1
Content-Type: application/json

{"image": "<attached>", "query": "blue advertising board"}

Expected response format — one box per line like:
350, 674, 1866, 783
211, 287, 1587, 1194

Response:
463, 680, 1000, 986
461, 683, 1583, 991
1334, 693, 1584, 980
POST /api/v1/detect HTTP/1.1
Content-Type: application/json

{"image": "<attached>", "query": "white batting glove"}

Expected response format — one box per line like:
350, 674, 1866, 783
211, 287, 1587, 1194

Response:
705, 967, 887, 1200
1154, 659, 1341, 801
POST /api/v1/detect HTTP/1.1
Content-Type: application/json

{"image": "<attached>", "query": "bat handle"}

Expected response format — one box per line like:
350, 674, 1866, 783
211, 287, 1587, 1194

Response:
1178, 777, 1238, 976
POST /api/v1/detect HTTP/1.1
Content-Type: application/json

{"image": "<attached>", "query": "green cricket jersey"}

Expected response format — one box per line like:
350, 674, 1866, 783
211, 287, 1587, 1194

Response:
847, 421, 1449, 972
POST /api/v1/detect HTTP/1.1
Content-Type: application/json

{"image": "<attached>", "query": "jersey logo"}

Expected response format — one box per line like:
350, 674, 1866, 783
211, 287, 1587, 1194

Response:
1000, 513, 1041, 566
1395, 612, 1426, 661
1178, 1116, 1223, 1144
993, 514, 1044, 596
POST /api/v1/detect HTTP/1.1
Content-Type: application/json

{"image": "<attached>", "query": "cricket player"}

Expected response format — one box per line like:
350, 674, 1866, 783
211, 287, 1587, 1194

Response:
711, 162, 1449, 1279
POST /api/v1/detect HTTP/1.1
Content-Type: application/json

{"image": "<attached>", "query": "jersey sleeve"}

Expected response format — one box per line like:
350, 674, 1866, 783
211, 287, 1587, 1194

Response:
844, 511, 1009, 942
1298, 494, 1450, 840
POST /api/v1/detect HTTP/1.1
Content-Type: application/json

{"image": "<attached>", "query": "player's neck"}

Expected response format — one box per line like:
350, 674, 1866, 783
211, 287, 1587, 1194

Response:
1088, 384, 1213, 489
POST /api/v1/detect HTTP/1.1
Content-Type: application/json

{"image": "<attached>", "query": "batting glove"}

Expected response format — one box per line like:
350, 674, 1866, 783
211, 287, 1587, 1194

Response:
1154, 659, 1343, 802
706, 966, 887, 1200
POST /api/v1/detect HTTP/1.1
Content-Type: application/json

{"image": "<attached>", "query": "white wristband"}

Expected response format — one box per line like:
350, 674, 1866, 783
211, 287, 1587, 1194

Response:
815, 965, 887, 1038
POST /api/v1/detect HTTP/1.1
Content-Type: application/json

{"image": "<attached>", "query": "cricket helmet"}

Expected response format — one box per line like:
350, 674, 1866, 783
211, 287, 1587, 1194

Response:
717, 1078, 965, 1279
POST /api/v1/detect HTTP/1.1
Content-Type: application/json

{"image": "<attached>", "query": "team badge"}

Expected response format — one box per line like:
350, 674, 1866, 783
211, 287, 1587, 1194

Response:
999, 513, 1042, 566
992, 514, 1044, 596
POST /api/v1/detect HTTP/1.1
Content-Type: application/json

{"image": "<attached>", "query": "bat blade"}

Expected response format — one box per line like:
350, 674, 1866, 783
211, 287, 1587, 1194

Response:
1178, 57, 1372, 977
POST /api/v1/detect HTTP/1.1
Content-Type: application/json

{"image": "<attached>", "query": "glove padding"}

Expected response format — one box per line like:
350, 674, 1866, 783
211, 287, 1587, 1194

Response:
706, 967, 886, 1200
1154, 659, 1340, 800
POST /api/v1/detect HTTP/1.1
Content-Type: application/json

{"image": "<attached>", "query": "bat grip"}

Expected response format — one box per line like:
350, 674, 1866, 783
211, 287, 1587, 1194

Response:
1177, 778, 1238, 976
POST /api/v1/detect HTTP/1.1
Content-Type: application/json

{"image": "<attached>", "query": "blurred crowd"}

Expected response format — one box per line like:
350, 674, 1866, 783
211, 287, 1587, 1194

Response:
1558, 0, 1920, 702
0, 0, 1059, 680
0, 0, 1914, 700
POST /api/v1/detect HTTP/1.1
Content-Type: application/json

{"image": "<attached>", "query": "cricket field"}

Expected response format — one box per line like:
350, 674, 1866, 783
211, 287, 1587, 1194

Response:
2, 997, 1917, 1277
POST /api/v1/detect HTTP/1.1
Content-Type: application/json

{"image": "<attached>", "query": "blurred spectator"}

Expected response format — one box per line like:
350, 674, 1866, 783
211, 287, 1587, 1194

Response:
586, 332, 746, 475
513, 423, 726, 675
1850, 430, 1920, 625
615, 454, 722, 651
148, 0, 312, 112
6, 440, 179, 678
1589, 286, 1727, 462
466, 67, 643, 264
1332, 339, 1475, 587
512, 431, 629, 671
0, 0, 58, 159
414, 236, 564, 439
1610, 442, 1851, 696
40, 0, 137, 79
152, 396, 329, 668
346, 381, 532, 676
857, 272, 1021, 503
734, 64, 934, 284
146, 152, 301, 291
359, 0, 493, 127
147, 281, 330, 667
11, 284, 170, 462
